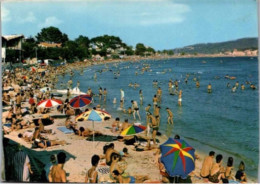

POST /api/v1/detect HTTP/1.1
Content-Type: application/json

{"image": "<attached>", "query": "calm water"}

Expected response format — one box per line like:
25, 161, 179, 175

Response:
57, 57, 259, 178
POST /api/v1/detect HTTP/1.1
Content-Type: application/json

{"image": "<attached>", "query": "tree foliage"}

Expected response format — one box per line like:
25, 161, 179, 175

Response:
36, 26, 68, 44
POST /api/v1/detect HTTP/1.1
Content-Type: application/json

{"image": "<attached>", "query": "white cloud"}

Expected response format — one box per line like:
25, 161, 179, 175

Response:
1, 7, 11, 22
18, 12, 36, 23
38, 16, 63, 28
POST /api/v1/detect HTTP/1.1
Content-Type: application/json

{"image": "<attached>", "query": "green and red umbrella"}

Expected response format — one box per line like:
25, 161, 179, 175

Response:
121, 125, 146, 136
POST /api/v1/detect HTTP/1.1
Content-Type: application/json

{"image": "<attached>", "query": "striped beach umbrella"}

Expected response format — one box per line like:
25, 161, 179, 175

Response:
121, 125, 146, 136
76, 109, 111, 121
37, 99, 63, 108
76, 109, 111, 143
69, 95, 92, 109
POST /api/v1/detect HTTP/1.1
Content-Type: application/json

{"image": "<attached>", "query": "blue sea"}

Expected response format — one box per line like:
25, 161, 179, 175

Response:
57, 57, 259, 179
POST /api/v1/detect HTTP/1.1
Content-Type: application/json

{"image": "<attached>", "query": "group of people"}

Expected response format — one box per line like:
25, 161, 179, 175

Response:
200, 151, 247, 183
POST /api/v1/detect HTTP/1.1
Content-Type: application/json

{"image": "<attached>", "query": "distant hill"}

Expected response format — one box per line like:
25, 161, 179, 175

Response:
172, 38, 258, 54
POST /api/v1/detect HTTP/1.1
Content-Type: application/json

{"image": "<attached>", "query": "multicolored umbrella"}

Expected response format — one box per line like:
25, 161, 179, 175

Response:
76, 109, 111, 143
160, 138, 195, 178
76, 109, 111, 121
121, 125, 146, 136
69, 95, 92, 109
37, 99, 63, 108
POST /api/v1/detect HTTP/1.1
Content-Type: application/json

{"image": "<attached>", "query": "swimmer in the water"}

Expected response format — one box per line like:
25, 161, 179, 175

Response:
196, 81, 200, 88
178, 90, 182, 106
207, 83, 212, 93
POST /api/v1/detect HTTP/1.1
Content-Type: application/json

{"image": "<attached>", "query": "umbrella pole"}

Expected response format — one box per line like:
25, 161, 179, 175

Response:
92, 120, 95, 147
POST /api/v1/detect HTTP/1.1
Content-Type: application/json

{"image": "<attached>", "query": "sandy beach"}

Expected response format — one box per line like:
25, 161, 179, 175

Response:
1, 58, 257, 183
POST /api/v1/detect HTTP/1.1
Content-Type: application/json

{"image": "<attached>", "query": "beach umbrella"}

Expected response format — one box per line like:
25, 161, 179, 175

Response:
76, 109, 111, 121
76, 109, 111, 143
37, 99, 63, 108
69, 95, 92, 109
121, 125, 146, 136
40, 87, 52, 93
160, 138, 195, 178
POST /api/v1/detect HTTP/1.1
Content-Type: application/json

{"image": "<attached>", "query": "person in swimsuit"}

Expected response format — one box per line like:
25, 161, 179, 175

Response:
48, 152, 67, 182
178, 90, 182, 106
112, 170, 149, 183
99, 87, 103, 102
131, 100, 141, 121
166, 108, 174, 125
85, 155, 100, 183
148, 113, 159, 146
139, 90, 143, 105
153, 105, 161, 126
104, 143, 120, 166
207, 83, 212, 93
200, 151, 215, 178
235, 161, 247, 183
34, 138, 66, 148
152, 95, 158, 109
224, 157, 234, 180
208, 154, 225, 183
103, 88, 107, 102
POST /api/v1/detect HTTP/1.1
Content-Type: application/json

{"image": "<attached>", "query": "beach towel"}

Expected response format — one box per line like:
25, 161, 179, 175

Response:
57, 127, 74, 134
97, 166, 110, 174
86, 135, 117, 142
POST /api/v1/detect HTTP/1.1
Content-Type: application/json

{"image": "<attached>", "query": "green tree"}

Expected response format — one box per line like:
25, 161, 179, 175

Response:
22, 37, 37, 59
36, 26, 68, 44
135, 43, 146, 56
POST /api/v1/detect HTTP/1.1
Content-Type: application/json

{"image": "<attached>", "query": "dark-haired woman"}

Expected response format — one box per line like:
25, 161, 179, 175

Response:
225, 157, 234, 180
85, 155, 100, 183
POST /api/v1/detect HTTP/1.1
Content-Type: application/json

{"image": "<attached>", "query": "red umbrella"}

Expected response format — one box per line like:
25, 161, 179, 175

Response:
37, 99, 63, 108
69, 95, 92, 108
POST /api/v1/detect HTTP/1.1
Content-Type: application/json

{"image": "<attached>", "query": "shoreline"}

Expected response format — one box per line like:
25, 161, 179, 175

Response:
2, 56, 258, 183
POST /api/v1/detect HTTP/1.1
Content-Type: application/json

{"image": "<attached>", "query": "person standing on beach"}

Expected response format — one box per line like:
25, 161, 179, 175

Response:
153, 105, 161, 126
200, 151, 215, 178
166, 108, 174, 125
48, 152, 67, 182
178, 90, 182, 106
145, 104, 151, 136
120, 89, 125, 103
131, 100, 141, 121
77, 81, 80, 88
85, 155, 100, 183
139, 90, 143, 105
148, 113, 159, 146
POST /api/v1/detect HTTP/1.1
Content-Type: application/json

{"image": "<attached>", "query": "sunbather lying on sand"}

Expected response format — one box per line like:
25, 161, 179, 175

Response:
74, 127, 103, 137
34, 138, 66, 148
112, 170, 149, 183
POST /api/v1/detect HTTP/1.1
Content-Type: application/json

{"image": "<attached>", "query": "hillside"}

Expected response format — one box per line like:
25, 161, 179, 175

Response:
172, 38, 258, 54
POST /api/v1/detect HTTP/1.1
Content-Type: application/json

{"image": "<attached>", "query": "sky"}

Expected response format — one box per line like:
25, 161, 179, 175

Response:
1, 0, 258, 50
